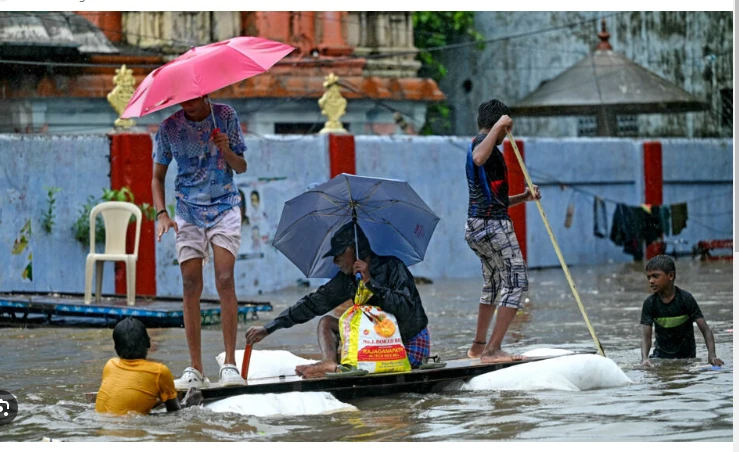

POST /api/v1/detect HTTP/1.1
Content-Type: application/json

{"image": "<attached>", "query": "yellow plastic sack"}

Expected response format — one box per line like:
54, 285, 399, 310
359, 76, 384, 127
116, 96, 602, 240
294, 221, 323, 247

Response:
338, 280, 411, 374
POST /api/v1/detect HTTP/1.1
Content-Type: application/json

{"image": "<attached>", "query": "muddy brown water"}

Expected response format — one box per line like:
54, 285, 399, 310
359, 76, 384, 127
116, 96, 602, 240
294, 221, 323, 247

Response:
0, 260, 732, 441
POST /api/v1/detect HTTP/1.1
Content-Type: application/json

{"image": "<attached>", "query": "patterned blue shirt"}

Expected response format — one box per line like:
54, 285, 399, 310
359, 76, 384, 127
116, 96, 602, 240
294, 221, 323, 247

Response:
153, 103, 246, 229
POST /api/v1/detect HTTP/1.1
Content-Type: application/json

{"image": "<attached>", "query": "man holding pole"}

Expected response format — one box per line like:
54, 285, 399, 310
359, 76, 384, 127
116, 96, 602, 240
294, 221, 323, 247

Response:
464, 99, 541, 363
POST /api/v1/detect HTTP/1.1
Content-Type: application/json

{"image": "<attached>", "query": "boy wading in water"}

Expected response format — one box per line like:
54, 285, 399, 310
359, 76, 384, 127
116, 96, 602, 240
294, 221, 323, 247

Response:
95, 318, 202, 415
640, 254, 724, 367
464, 99, 540, 363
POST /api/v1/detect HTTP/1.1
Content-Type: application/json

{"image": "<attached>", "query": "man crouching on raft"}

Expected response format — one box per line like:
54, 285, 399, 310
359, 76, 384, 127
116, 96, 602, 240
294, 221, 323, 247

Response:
244, 222, 431, 378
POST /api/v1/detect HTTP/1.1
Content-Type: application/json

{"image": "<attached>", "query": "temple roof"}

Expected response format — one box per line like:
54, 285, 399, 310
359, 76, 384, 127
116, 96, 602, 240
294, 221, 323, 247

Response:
0, 12, 444, 104
511, 19, 707, 116
0, 12, 119, 57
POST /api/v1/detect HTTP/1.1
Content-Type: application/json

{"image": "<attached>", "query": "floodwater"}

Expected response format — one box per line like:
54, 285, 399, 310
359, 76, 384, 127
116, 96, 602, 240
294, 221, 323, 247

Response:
0, 260, 733, 442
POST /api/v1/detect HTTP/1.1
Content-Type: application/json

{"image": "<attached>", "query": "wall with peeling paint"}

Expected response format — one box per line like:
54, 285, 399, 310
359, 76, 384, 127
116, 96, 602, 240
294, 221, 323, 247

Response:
354, 136, 476, 278
354, 136, 732, 272
522, 138, 732, 268
0, 134, 731, 299
443, 11, 733, 138
153, 134, 332, 298
521, 138, 644, 268
661, 138, 733, 248
0, 135, 113, 293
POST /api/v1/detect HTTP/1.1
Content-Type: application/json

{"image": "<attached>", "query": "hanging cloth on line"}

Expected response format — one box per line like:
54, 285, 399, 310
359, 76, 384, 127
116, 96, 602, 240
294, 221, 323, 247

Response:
659, 205, 671, 236
610, 203, 666, 260
593, 196, 608, 238
671, 202, 688, 235
610, 203, 643, 260
641, 204, 664, 245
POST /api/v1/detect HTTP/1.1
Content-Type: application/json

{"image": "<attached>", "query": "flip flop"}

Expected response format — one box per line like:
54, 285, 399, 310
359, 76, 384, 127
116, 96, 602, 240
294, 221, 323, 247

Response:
325, 364, 369, 378
419, 355, 447, 370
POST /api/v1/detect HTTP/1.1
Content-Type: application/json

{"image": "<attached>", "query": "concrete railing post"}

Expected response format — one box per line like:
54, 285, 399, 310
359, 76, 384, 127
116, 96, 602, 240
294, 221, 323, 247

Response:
109, 133, 157, 296
503, 138, 527, 261
643, 141, 664, 260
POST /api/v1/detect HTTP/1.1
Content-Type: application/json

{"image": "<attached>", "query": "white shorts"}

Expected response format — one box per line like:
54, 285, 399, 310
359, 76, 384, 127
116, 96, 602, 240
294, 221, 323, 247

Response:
175, 206, 241, 264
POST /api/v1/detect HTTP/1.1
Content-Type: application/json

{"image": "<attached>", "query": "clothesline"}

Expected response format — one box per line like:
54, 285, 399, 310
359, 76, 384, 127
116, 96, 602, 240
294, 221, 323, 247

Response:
686, 218, 732, 235
691, 211, 732, 218
527, 168, 732, 207
522, 168, 733, 248
449, 140, 731, 209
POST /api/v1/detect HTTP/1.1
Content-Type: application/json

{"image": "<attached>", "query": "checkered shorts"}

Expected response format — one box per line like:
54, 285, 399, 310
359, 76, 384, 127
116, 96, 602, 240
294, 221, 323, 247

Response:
404, 327, 430, 368
464, 218, 528, 309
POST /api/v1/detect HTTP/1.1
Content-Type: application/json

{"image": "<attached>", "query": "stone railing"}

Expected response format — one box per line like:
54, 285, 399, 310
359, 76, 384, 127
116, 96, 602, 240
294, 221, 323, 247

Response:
120, 11, 421, 77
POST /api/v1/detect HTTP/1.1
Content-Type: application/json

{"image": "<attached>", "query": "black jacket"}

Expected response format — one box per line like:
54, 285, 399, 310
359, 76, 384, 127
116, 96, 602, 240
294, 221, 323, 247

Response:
264, 253, 429, 342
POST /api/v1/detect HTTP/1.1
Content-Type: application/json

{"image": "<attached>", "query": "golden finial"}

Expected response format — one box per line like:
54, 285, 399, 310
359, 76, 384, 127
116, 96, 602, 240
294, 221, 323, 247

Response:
318, 73, 348, 134
107, 64, 136, 129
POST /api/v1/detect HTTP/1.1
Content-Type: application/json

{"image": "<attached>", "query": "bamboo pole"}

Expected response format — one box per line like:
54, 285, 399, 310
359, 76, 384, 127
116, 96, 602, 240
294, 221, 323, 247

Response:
506, 132, 605, 357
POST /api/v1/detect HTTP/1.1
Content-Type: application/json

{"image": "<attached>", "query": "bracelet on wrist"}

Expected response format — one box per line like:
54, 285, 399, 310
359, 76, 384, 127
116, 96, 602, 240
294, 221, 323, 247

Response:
156, 209, 168, 219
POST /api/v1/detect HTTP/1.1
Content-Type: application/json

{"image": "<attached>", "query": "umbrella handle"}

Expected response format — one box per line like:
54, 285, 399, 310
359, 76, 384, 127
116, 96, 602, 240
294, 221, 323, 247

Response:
207, 95, 220, 135
353, 222, 362, 281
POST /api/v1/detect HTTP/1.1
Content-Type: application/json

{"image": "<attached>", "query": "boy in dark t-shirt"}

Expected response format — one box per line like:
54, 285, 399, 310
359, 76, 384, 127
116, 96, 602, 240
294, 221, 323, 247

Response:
463, 99, 541, 363
640, 255, 724, 367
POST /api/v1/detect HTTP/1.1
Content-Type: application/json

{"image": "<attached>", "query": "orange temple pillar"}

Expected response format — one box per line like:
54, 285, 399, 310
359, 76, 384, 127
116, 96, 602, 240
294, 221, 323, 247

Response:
75, 12, 122, 43
319, 12, 352, 56
242, 12, 290, 43
290, 11, 316, 55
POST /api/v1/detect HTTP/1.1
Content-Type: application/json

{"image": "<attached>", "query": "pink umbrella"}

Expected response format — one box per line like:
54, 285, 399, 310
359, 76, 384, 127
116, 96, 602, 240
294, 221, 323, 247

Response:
121, 36, 295, 120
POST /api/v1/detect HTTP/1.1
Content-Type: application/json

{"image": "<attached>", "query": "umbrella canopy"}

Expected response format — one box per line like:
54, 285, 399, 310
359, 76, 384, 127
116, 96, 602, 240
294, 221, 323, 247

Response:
272, 173, 441, 278
511, 20, 708, 118
121, 36, 294, 118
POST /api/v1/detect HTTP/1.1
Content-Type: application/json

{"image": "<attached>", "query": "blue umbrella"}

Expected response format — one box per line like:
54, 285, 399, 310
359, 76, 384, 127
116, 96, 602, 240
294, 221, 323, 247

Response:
272, 173, 441, 278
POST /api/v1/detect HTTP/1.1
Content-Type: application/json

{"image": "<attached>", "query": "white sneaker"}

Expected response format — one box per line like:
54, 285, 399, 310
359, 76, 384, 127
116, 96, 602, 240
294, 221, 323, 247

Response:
174, 367, 210, 390
219, 364, 246, 387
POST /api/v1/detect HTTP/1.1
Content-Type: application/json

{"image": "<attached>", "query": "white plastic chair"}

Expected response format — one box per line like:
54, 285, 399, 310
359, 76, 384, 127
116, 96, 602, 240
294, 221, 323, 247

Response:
84, 201, 142, 306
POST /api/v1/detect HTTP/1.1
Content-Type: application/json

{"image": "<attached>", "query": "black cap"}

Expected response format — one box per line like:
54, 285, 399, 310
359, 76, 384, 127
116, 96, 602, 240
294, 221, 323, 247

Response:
323, 222, 371, 259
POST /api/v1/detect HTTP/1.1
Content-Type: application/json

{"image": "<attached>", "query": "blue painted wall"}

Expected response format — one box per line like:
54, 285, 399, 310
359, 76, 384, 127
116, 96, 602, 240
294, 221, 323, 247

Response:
660, 139, 733, 247
354, 136, 733, 271
523, 138, 645, 268
0, 135, 114, 293
0, 134, 732, 298
154, 134, 332, 298
354, 135, 477, 279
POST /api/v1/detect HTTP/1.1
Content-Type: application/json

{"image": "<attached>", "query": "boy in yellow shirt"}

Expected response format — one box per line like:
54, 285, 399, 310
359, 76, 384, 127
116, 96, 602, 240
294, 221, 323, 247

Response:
96, 317, 201, 415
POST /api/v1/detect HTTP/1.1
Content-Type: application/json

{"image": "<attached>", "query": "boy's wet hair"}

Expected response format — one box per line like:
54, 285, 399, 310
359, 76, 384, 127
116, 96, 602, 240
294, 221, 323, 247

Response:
113, 317, 151, 359
477, 99, 510, 130
645, 254, 676, 275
